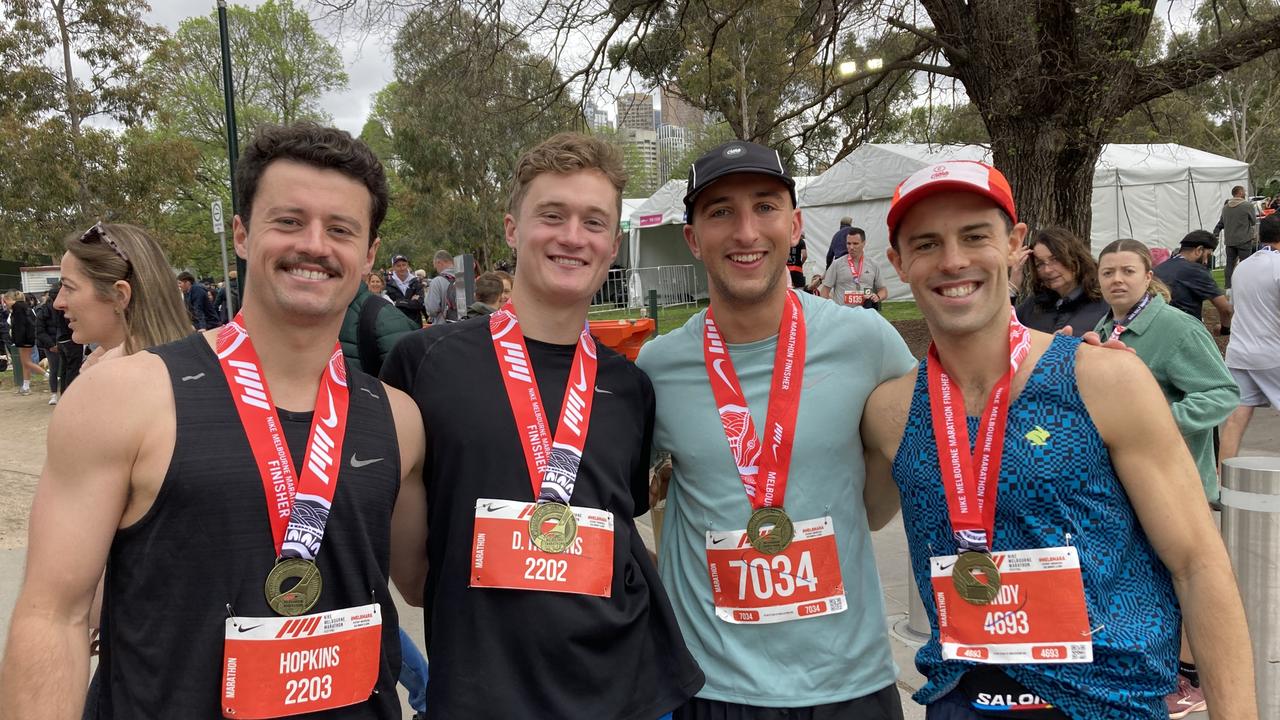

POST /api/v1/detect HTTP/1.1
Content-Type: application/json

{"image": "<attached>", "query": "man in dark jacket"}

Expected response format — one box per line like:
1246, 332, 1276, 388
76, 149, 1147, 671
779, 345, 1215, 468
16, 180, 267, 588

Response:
34, 290, 62, 403
215, 271, 240, 324
385, 254, 425, 325
1214, 185, 1258, 288
178, 272, 220, 330
338, 280, 420, 376
464, 272, 504, 319
1155, 230, 1233, 331
825, 215, 854, 269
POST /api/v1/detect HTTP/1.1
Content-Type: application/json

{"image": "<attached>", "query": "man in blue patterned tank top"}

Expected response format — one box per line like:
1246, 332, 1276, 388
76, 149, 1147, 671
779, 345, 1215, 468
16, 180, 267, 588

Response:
860, 160, 1256, 720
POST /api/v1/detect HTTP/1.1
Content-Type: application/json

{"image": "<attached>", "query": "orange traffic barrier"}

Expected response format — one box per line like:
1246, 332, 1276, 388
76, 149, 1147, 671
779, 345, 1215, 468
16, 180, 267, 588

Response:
588, 318, 656, 361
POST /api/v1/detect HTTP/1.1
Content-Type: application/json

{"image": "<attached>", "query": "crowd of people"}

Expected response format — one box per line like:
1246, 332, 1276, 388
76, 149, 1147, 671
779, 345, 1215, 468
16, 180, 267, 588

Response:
0, 121, 1276, 720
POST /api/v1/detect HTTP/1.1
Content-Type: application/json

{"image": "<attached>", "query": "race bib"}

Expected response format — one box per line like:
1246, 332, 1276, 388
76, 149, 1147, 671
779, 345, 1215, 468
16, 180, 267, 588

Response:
930, 546, 1092, 664
706, 516, 846, 624
221, 603, 382, 719
842, 289, 860, 306
469, 499, 614, 597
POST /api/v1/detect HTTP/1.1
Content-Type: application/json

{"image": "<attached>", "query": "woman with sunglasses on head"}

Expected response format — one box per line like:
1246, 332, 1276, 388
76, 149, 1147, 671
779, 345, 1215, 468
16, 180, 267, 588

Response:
1013, 226, 1110, 336
54, 223, 193, 373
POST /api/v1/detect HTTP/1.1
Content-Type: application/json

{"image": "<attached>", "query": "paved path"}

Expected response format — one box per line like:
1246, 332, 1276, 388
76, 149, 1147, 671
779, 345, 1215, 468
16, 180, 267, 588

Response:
2, 412, 1275, 717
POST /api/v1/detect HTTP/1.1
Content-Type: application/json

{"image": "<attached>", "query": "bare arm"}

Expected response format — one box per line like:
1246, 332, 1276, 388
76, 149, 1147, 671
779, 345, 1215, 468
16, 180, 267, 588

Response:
0, 367, 142, 719
387, 385, 428, 608
860, 376, 912, 531
1078, 347, 1256, 720
1210, 295, 1232, 329
819, 285, 832, 299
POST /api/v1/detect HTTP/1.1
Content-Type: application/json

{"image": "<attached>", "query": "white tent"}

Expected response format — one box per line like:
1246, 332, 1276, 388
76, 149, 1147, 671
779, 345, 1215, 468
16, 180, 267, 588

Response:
799, 143, 1250, 300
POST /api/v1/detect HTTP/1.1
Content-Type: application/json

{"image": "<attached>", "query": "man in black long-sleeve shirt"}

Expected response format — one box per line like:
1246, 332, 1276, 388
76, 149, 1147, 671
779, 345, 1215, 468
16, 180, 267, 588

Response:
178, 271, 219, 330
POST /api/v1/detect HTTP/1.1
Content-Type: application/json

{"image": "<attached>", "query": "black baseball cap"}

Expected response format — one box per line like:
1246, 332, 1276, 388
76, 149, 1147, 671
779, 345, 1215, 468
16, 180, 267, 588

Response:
684, 141, 796, 220
391, 254, 410, 264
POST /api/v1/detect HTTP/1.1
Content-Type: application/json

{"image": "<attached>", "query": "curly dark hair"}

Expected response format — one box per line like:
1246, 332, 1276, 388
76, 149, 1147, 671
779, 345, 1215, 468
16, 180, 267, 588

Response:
1022, 226, 1102, 301
235, 123, 389, 245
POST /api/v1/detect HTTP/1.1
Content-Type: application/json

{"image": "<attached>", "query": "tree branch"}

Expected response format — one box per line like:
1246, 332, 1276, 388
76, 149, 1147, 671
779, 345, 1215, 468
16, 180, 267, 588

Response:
883, 15, 967, 63
1129, 11, 1280, 107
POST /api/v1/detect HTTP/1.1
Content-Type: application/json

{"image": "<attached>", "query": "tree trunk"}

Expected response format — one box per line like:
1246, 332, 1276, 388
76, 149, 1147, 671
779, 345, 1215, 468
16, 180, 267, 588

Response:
54, 0, 92, 219
987, 119, 1100, 241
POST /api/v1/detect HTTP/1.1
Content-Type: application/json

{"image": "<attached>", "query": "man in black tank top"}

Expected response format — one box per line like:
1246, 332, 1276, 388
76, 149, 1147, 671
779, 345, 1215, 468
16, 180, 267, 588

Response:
0, 124, 427, 720
381, 133, 703, 719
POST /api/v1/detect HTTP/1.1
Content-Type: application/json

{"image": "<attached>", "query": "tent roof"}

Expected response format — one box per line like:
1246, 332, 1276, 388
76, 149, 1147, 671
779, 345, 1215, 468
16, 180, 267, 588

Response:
629, 176, 818, 228
799, 143, 1250, 207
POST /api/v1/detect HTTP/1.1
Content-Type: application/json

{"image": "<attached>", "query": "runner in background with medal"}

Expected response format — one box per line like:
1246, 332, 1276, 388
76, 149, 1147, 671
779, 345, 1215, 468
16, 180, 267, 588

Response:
861, 160, 1256, 719
0, 124, 426, 719
638, 141, 916, 719
381, 133, 702, 719
820, 226, 889, 310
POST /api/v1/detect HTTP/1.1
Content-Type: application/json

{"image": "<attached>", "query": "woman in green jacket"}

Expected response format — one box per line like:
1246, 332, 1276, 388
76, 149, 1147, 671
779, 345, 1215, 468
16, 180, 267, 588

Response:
1094, 239, 1238, 504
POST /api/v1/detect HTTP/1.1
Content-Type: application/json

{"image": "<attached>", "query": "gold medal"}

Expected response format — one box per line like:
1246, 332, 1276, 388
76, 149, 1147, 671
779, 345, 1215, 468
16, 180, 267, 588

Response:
746, 506, 794, 555
952, 551, 1001, 605
265, 558, 323, 616
528, 502, 577, 553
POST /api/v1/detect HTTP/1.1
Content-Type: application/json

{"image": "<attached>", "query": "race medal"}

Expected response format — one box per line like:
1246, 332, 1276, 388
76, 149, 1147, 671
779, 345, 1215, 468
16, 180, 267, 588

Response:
930, 546, 1092, 664
706, 515, 846, 624
951, 551, 1001, 605
704, 292, 806, 563
489, 305, 598, 565
746, 506, 794, 555
528, 501, 578, 553
265, 559, 323, 616
471, 499, 614, 597
216, 316, 351, 616
222, 603, 382, 718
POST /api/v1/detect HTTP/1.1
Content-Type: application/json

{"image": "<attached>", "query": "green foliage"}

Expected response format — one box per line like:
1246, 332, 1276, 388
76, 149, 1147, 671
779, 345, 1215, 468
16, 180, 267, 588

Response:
373, 8, 582, 269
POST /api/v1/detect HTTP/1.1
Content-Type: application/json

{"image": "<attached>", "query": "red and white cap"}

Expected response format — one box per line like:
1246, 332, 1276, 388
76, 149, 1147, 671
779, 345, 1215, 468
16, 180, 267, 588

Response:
887, 161, 1017, 237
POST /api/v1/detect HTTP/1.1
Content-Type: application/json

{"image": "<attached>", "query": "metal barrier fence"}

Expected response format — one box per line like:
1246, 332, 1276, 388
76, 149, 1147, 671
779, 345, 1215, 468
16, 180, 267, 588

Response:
589, 265, 698, 313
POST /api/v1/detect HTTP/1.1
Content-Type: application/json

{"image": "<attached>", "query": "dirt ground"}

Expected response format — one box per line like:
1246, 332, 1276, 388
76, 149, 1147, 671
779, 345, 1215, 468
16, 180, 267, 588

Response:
0, 308, 1249, 553
0, 379, 49, 550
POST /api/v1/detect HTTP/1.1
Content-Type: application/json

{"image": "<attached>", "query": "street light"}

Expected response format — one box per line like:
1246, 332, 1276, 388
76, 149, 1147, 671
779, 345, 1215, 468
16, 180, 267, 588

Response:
838, 60, 858, 76
866, 58, 884, 71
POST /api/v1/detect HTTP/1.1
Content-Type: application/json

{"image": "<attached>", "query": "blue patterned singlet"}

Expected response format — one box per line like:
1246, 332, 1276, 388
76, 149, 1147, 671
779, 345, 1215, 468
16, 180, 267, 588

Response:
892, 335, 1179, 719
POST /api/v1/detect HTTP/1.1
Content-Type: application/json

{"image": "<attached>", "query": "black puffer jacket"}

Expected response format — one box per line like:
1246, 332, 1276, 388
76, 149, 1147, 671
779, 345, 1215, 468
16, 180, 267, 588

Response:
8, 300, 36, 347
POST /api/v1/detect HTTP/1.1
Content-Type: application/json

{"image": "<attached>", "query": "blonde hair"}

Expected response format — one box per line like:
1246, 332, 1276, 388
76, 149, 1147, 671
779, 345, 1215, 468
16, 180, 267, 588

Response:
507, 133, 627, 227
64, 223, 193, 355
1098, 239, 1171, 301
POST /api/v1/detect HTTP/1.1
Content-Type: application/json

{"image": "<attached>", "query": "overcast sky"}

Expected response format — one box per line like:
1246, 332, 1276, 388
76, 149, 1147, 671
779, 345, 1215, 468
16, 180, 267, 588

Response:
147, 0, 397, 134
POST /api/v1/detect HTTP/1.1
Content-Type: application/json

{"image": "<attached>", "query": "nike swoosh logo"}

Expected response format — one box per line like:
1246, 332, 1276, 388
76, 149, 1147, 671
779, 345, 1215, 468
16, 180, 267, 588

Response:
320, 388, 338, 428
181, 373, 205, 382
573, 358, 588, 392
712, 358, 733, 388
712, 537, 726, 544
594, 386, 613, 395
237, 624, 263, 633
483, 503, 508, 512
349, 455, 384, 468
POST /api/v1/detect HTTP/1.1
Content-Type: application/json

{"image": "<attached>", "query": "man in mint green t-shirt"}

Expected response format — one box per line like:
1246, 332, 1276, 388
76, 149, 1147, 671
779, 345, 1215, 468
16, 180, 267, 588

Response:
637, 140, 915, 718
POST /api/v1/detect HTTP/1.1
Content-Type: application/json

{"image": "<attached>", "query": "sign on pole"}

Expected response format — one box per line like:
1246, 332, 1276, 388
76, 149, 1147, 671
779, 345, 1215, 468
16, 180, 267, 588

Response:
212, 200, 224, 234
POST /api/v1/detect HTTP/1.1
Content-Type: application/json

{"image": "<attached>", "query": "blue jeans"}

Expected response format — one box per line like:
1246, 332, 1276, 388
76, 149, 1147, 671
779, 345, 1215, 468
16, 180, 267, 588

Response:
398, 627, 428, 713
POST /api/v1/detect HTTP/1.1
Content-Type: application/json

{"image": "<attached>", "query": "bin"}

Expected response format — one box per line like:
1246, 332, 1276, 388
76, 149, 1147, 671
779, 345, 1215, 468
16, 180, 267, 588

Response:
588, 318, 656, 361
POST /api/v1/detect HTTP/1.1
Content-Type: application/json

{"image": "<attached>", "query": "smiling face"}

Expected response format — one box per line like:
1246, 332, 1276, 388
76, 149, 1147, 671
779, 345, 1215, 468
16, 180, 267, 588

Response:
366, 272, 384, 294
1032, 242, 1077, 296
684, 173, 801, 309
503, 169, 620, 309
1098, 250, 1152, 314
888, 191, 1026, 340
54, 251, 128, 348
233, 159, 378, 325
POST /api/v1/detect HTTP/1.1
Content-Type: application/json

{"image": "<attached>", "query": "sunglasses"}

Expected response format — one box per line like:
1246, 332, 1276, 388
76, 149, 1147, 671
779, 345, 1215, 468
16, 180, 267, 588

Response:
81, 223, 133, 278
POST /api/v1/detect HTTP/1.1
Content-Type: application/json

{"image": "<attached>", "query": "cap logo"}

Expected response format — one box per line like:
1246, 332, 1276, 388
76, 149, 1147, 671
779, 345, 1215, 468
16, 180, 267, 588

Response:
725, 146, 745, 158
930, 165, 950, 179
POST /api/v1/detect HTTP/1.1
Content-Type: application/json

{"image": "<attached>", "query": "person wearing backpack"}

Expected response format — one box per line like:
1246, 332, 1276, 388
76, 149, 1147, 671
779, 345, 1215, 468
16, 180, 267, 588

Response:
424, 249, 459, 324
339, 274, 421, 376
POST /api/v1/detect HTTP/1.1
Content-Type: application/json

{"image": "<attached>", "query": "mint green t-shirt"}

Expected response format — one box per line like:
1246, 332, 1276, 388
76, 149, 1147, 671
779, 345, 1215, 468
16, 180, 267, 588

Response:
637, 291, 916, 707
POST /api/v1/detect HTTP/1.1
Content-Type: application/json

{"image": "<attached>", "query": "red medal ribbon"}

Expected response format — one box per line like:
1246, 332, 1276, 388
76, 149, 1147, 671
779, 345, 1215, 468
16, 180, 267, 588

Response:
926, 315, 1031, 551
489, 302, 598, 503
703, 291, 806, 509
215, 313, 350, 560
845, 253, 865, 284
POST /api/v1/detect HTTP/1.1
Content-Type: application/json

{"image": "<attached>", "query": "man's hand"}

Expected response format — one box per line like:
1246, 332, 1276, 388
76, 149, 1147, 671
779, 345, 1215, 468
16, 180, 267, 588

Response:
1061, 326, 1136, 354
649, 458, 672, 510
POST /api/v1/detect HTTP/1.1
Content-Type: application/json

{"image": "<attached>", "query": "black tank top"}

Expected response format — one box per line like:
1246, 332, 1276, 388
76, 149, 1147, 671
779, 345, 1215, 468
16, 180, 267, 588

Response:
91, 333, 402, 719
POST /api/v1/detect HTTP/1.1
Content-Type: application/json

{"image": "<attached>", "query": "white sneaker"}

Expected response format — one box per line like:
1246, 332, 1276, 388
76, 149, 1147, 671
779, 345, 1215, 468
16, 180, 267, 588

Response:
48, 393, 59, 405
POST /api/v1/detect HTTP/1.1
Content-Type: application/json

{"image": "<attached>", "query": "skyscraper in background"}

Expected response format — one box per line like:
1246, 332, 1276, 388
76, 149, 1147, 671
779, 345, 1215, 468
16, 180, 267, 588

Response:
660, 87, 704, 130
616, 93, 655, 131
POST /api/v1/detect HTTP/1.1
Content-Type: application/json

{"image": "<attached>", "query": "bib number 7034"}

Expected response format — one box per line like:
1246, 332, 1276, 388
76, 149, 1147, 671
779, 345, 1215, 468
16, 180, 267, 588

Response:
728, 552, 818, 600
